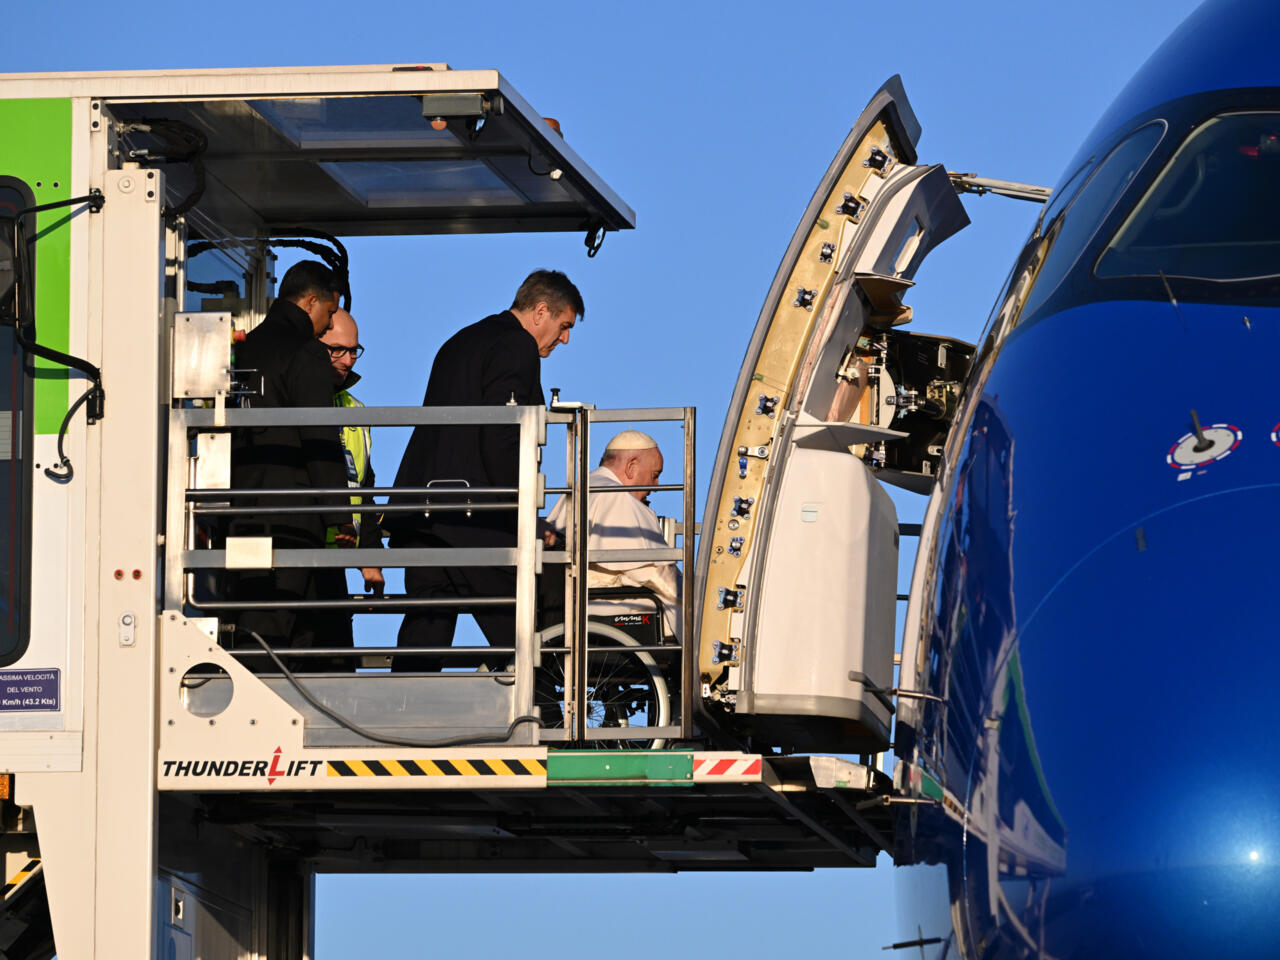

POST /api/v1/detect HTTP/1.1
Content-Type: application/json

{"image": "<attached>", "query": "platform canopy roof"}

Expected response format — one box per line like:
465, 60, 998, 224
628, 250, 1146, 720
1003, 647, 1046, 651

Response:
0, 64, 635, 238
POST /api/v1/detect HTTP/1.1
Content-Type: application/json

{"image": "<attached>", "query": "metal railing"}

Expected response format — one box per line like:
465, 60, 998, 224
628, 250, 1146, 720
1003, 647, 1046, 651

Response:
544, 404, 695, 743
164, 400, 695, 746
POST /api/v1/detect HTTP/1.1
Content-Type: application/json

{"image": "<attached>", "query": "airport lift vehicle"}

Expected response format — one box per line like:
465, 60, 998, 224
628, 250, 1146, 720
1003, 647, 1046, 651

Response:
0, 66, 988, 958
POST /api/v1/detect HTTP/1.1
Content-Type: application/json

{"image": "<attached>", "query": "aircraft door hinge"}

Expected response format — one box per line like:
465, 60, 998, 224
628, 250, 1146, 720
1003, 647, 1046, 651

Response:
885, 387, 920, 417
736, 442, 769, 478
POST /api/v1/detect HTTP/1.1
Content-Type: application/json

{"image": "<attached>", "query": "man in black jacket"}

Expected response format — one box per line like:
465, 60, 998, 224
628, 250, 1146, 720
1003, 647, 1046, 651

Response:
230, 259, 355, 659
391, 269, 584, 670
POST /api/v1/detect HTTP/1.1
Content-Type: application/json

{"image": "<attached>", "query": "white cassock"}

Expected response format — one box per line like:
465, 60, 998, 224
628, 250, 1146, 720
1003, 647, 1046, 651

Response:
546, 465, 682, 638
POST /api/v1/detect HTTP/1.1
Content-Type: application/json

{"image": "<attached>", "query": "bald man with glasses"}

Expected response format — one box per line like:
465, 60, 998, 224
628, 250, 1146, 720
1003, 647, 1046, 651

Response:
317, 309, 385, 650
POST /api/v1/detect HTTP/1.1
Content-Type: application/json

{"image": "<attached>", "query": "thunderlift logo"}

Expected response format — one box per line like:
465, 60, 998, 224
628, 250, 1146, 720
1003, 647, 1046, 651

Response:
162, 747, 321, 784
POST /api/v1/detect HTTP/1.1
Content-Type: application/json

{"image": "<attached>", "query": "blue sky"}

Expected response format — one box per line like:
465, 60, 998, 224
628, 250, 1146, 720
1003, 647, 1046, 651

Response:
12, 0, 1201, 955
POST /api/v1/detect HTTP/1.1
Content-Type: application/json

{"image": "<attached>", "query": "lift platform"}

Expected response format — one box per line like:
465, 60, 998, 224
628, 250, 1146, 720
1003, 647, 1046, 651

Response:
160, 751, 894, 874
0, 65, 983, 958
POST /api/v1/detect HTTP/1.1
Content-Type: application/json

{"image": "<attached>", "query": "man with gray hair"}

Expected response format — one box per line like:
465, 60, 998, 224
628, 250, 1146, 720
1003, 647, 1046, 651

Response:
545, 430, 682, 638
390, 269, 585, 669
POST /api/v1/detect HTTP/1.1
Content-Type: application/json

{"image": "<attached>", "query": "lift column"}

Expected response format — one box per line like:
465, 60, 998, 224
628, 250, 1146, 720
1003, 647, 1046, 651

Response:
19, 166, 166, 959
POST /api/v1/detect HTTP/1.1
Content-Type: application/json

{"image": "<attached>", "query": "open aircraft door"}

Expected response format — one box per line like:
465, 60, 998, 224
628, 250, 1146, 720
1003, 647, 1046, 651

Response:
696, 77, 975, 753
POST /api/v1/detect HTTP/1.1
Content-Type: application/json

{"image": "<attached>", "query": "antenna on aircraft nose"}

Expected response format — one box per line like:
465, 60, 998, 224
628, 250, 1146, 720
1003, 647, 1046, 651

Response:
1189, 409, 1213, 453
1158, 270, 1188, 332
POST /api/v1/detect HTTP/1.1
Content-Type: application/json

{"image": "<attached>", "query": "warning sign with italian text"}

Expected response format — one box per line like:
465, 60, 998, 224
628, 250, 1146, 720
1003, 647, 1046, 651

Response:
0, 669, 60, 712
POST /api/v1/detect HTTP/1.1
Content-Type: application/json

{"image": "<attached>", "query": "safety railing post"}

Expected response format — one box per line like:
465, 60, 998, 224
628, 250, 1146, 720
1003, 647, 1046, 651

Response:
558, 412, 576, 739
164, 408, 193, 611
511, 404, 543, 745
569, 407, 591, 742
681, 406, 696, 740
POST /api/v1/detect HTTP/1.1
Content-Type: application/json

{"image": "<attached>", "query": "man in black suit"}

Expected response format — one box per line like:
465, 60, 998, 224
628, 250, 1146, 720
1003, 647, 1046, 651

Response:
230, 260, 355, 660
390, 269, 584, 670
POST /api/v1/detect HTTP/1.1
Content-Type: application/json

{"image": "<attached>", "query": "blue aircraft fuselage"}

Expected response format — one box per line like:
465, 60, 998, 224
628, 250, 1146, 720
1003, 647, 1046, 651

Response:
894, 0, 1280, 954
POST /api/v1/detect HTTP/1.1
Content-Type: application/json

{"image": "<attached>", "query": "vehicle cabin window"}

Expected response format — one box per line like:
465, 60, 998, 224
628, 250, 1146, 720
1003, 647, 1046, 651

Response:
0, 180, 32, 663
184, 241, 252, 317
1036, 158, 1095, 236
1018, 121, 1166, 320
1097, 112, 1280, 281
973, 157, 1099, 346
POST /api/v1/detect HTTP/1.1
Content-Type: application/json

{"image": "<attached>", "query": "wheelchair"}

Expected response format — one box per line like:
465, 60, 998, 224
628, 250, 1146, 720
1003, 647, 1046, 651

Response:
534, 587, 679, 750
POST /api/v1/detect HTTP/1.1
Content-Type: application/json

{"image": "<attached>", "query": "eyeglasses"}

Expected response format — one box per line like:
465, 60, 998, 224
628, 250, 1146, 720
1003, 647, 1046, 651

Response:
326, 343, 364, 359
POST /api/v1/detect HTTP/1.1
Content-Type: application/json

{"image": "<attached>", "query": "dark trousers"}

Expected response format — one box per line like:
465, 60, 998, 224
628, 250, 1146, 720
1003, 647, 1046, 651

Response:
313, 566, 356, 668
230, 565, 353, 673
232, 567, 321, 670
394, 522, 517, 672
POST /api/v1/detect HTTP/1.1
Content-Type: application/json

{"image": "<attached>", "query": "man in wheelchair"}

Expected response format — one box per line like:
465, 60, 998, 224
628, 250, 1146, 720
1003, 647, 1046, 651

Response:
542, 430, 681, 640
536, 431, 682, 745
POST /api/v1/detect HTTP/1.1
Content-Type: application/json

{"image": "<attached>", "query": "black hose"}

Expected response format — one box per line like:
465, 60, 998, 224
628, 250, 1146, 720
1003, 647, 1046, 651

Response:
42, 381, 98, 483
12, 318, 103, 402
271, 228, 348, 269
267, 231, 351, 309
188, 232, 352, 310
8, 194, 107, 484
241, 629, 542, 748
120, 119, 208, 223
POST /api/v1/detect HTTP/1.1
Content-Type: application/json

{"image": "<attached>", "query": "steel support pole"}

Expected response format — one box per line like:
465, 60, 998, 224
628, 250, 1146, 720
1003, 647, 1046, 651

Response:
510, 405, 543, 746
164, 411, 192, 611
681, 406, 696, 739
559, 413, 576, 740
570, 407, 590, 742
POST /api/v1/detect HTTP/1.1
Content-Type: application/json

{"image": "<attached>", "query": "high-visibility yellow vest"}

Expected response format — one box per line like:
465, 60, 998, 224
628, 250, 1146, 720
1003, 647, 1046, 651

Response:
326, 389, 371, 545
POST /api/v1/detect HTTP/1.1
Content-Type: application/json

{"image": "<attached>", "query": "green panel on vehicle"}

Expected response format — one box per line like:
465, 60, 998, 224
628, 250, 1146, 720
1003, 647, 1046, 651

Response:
0, 98, 73, 434
920, 772, 943, 801
547, 751, 694, 785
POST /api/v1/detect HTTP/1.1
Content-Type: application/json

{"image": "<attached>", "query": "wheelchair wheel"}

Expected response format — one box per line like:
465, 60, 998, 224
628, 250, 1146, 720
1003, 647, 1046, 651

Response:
536, 621, 670, 749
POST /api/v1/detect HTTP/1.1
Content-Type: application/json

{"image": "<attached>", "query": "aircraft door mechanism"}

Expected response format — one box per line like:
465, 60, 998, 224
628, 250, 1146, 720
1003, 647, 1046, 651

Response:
851, 327, 975, 491
948, 172, 1051, 204
736, 441, 769, 479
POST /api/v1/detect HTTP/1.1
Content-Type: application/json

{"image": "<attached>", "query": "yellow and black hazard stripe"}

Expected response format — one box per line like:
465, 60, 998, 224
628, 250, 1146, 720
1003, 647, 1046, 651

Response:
1, 858, 40, 899
327, 758, 545, 778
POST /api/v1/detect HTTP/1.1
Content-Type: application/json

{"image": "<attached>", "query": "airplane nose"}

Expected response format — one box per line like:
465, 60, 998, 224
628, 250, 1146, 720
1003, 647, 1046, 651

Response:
895, 294, 1280, 952
946, 485, 1280, 949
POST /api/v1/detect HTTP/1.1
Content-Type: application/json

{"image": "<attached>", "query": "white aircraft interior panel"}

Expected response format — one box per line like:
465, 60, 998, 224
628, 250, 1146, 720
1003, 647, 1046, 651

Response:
796, 278, 889, 428
852, 164, 969, 281
741, 447, 897, 752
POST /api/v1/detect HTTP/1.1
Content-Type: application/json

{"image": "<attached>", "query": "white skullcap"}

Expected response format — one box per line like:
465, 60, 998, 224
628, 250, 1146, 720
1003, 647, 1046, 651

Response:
605, 429, 658, 452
